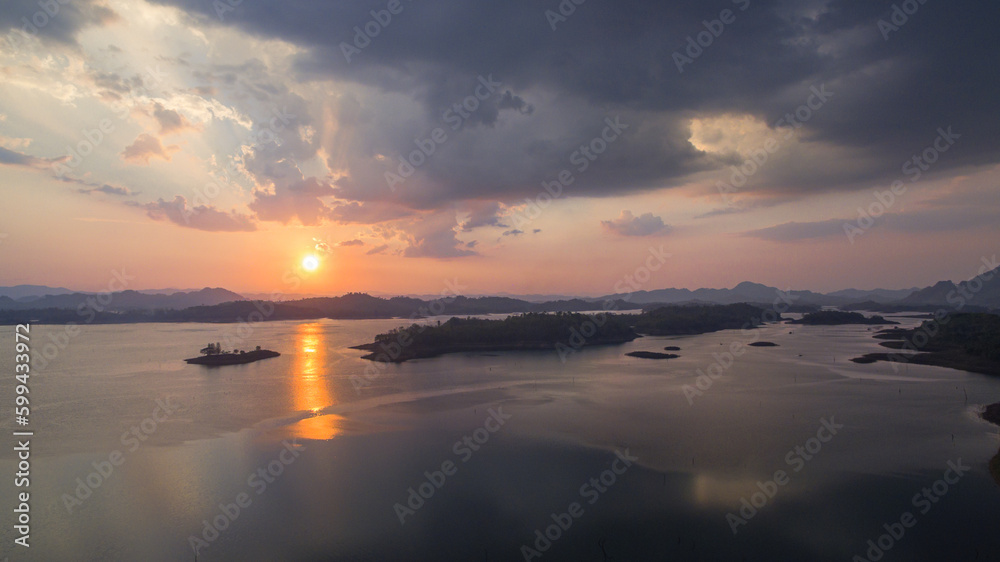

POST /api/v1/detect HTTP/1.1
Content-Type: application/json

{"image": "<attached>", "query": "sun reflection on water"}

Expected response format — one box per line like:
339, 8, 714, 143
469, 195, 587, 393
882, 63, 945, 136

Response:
290, 323, 343, 440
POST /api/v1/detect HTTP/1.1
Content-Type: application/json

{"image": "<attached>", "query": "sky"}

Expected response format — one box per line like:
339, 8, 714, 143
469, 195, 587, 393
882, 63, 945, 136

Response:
0, 0, 998, 297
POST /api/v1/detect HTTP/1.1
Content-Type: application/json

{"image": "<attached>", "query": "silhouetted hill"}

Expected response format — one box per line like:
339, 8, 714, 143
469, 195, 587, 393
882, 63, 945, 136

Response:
7, 267, 1000, 325
896, 267, 1000, 308
0, 285, 76, 300
900, 281, 958, 305
841, 301, 993, 313
827, 287, 919, 303
595, 282, 844, 306
283, 293, 643, 319
0, 287, 245, 311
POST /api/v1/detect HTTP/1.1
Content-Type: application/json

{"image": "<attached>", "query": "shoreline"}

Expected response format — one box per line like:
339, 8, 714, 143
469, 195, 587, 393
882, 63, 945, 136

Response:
351, 335, 639, 363
849, 350, 1000, 377
850, 315, 1000, 377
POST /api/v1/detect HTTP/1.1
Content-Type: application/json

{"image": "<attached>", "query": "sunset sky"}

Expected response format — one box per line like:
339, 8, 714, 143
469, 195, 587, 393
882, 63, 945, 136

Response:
1, 0, 997, 296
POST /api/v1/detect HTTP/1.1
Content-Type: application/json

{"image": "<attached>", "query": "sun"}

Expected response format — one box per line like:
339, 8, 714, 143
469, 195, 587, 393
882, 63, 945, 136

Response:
302, 255, 320, 272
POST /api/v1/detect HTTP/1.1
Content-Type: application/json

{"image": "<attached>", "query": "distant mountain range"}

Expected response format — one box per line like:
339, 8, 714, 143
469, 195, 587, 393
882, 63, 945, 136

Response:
0, 287, 245, 311
899, 274, 1000, 308
2, 266, 997, 324
0, 285, 78, 300
594, 281, 919, 307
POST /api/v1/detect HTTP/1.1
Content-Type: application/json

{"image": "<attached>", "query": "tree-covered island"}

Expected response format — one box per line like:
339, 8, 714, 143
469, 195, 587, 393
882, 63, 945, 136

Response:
352, 303, 776, 362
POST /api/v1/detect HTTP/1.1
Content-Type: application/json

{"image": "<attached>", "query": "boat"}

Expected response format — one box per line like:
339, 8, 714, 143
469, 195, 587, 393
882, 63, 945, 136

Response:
184, 343, 280, 366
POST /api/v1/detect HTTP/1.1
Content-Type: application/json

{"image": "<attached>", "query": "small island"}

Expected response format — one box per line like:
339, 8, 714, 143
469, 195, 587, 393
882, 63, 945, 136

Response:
849, 313, 1000, 376
626, 351, 680, 360
185, 343, 280, 366
748, 341, 779, 347
789, 310, 898, 325
849, 356, 878, 364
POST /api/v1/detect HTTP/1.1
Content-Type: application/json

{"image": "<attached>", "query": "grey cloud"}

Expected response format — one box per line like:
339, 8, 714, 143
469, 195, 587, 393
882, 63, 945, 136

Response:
132, 196, 257, 232
121, 134, 179, 164
0, 146, 43, 167
366, 244, 390, 255
497, 91, 534, 115
152, 102, 195, 135
249, 176, 336, 226
398, 213, 477, 258
77, 184, 132, 196
139, 0, 999, 231
602, 211, 671, 237
0, 0, 117, 48
741, 219, 845, 242
742, 206, 1000, 243
461, 201, 507, 231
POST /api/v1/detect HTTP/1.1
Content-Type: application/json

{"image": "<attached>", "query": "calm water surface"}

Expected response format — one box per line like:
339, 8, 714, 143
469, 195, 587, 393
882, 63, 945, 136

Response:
1, 315, 998, 561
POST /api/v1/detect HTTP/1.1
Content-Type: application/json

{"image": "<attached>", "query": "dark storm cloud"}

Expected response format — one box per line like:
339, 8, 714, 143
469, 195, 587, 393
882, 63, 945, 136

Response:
0, 0, 117, 49
143, 0, 1000, 205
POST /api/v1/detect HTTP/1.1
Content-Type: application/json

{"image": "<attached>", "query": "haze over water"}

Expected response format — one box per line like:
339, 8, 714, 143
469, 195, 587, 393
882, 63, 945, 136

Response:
2, 315, 998, 561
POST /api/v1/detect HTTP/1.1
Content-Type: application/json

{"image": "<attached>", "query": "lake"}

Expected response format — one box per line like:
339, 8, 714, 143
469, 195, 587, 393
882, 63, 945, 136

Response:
1, 315, 998, 561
